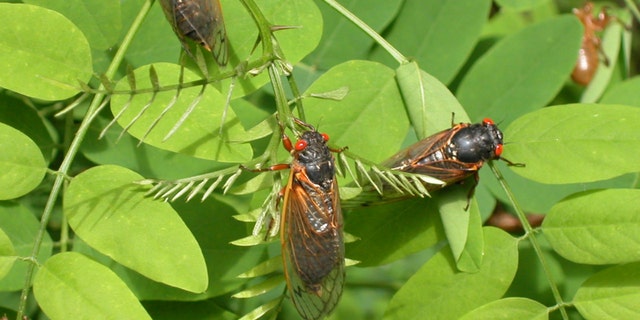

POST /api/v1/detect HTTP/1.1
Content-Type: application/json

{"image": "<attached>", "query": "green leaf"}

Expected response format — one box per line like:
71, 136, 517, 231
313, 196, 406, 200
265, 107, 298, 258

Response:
33, 252, 152, 320
345, 198, 442, 267
434, 184, 483, 272
303, 60, 409, 163
395, 62, 469, 139
384, 227, 518, 320
0, 92, 57, 163
372, 0, 492, 84
23, 0, 121, 50
479, 160, 636, 214
0, 202, 53, 291
601, 76, 640, 107
82, 116, 230, 180
110, 62, 253, 162
504, 104, 640, 184
574, 262, 640, 319
144, 300, 238, 320
495, 0, 550, 11
0, 3, 92, 100
458, 15, 582, 124
72, 190, 264, 300
306, 0, 403, 69
459, 297, 548, 320
543, 189, 640, 265
64, 165, 207, 293
0, 123, 46, 200
0, 228, 16, 280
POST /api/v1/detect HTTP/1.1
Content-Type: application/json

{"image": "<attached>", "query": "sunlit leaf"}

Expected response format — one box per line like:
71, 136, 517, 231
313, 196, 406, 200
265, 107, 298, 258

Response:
0, 123, 46, 200
64, 165, 208, 293
0, 3, 92, 100
543, 189, 640, 264
33, 252, 151, 320
505, 104, 640, 184
574, 262, 640, 319
384, 228, 518, 320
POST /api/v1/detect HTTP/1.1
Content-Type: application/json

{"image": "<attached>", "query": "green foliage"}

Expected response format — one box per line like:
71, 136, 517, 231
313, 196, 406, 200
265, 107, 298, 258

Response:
0, 0, 639, 319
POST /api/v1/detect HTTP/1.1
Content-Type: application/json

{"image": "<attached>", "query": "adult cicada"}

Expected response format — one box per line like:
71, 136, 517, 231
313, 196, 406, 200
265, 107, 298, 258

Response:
159, 0, 229, 66
246, 119, 345, 319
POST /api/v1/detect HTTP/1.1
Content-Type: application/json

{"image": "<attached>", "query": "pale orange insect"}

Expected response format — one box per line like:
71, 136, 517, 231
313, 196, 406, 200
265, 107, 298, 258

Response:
571, 2, 613, 86
159, 0, 229, 66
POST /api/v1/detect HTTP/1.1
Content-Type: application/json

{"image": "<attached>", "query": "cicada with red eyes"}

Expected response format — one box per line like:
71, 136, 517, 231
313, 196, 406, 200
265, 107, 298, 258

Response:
246, 119, 344, 320
159, 0, 229, 66
382, 118, 522, 204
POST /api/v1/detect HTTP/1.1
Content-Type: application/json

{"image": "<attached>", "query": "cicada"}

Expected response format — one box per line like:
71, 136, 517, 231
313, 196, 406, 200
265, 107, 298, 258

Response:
248, 119, 345, 320
382, 118, 522, 203
159, 0, 229, 66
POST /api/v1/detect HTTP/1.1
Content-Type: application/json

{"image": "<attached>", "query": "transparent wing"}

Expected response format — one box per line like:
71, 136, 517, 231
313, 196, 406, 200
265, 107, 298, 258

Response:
281, 170, 345, 320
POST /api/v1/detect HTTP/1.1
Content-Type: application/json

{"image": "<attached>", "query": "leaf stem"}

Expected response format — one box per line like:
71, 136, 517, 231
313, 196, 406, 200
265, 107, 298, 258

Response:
623, 0, 640, 24
322, 0, 407, 64
16, 1, 155, 318
488, 162, 569, 320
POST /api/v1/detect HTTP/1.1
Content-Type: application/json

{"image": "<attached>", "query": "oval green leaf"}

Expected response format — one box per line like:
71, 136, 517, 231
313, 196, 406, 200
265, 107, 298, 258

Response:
543, 189, 640, 264
460, 297, 548, 320
504, 104, 640, 184
23, 0, 121, 50
574, 262, 640, 319
0, 3, 92, 100
34, 252, 151, 320
458, 15, 582, 124
64, 165, 207, 293
384, 227, 518, 320
303, 60, 409, 163
110, 63, 252, 162
0, 123, 46, 200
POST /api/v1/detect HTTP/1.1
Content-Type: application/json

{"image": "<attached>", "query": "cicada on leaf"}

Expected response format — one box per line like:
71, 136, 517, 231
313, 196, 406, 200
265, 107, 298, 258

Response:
245, 119, 345, 320
379, 118, 523, 207
159, 0, 229, 66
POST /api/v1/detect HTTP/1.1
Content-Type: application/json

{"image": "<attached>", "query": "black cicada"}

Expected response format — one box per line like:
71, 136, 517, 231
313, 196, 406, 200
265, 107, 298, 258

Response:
382, 118, 522, 204
246, 119, 345, 320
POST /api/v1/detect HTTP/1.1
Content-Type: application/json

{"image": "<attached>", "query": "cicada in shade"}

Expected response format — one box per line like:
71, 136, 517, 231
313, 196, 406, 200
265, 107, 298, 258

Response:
250, 119, 345, 320
159, 0, 229, 66
382, 118, 522, 202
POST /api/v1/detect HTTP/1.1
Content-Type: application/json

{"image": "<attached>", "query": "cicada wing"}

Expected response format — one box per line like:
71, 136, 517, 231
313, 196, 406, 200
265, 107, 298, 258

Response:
381, 129, 452, 171
405, 159, 480, 186
281, 173, 345, 320
209, 0, 229, 66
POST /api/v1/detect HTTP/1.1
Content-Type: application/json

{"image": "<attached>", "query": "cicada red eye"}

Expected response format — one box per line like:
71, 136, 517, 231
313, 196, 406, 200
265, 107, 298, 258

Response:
321, 133, 330, 142
295, 140, 308, 151
495, 144, 504, 157
483, 118, 495, 126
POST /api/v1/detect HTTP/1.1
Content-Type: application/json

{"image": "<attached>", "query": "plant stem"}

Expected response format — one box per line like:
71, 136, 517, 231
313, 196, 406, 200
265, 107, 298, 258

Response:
16, 1, 155, 318
322, 0, 407, 64
239, 0, 276, 56
623, 0, 640, 24
488, 162, 569, 320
